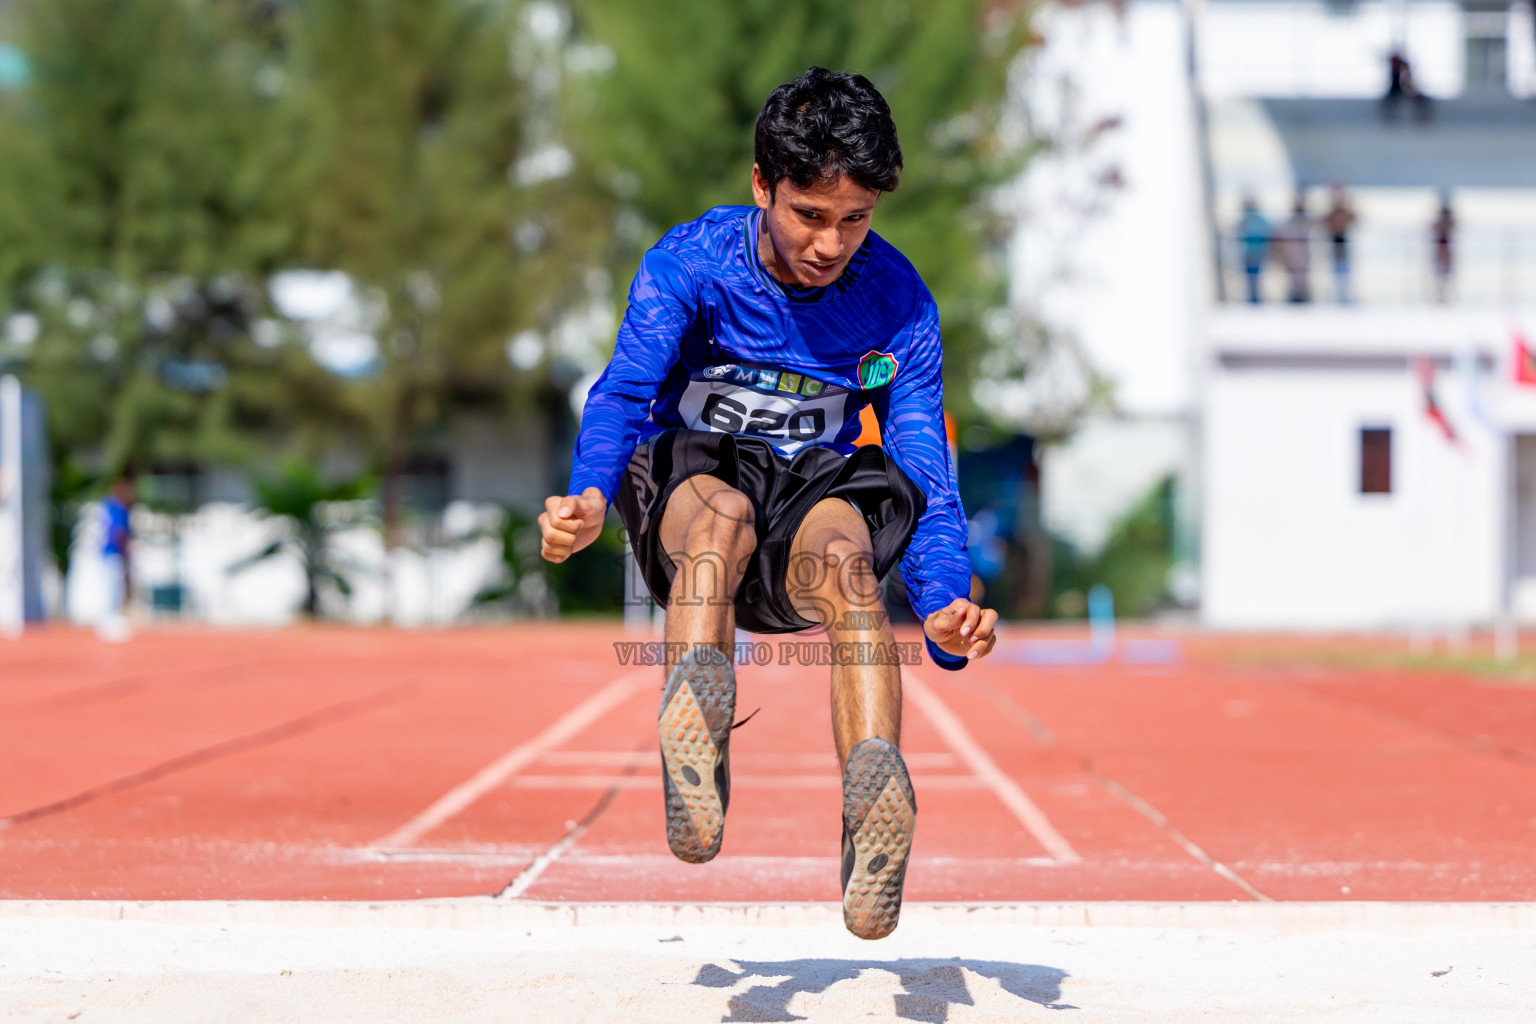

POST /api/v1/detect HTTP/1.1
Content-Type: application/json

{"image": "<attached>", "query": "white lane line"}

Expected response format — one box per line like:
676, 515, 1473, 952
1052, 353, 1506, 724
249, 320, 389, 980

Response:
904, 672, 1082, 864
504, 774, 987, 790
497, 820, 592, 900
962, 672, 1271, 901
497, 746, 651, 900
366, 848, 543, 865
371, 670, 650, 850
537, 750, 961, 769
1089, 769, 1273, 902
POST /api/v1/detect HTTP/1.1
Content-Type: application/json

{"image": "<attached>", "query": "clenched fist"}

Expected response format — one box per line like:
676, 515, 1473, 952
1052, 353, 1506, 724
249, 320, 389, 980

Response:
538, 488, 608, 563
923, 598, 999, 662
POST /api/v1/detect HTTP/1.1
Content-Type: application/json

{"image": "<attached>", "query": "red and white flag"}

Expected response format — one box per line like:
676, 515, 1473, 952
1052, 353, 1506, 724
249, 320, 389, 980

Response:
1413, 356, 1459, 446
1513, 327, 1536, 385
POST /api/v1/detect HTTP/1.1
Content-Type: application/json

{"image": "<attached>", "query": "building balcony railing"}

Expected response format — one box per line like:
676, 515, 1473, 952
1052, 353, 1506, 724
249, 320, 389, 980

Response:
1215, 226, 1536, 306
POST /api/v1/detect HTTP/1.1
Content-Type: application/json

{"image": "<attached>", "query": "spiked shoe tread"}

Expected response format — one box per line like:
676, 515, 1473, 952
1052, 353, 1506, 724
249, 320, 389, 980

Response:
841, 737, 916, 940
658, 647, 736, 863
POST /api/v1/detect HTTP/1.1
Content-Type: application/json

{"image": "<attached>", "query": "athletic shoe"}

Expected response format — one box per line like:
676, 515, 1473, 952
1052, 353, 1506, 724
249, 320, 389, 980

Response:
840, 737, 916, 940
657, 645, 736, 863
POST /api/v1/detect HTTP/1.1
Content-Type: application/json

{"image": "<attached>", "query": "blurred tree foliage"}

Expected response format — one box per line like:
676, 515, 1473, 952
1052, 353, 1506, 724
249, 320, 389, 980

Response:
0, 0, 345, 479
227, 457, 375, 618
473, 506, 626, 616
0, 0, 1039, 618
1, 0, 1034, 479
277, 0, 563, 542
1048, 475, 1177, 620
563, 0, 1032, 415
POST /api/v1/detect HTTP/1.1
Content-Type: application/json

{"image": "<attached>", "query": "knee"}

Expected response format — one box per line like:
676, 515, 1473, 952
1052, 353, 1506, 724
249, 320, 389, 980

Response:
821, 531, 871, 566
819, 533, 881, 609
684, 486, 757, 552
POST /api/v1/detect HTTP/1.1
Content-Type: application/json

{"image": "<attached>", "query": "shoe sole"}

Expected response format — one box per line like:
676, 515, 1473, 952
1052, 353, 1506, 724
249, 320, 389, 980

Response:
658, 648, 735, 863
842, 737, 916, 940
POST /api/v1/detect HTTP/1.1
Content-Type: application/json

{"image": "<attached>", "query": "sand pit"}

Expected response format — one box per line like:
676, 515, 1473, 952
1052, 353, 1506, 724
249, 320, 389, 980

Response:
1, 901, 1531, 1022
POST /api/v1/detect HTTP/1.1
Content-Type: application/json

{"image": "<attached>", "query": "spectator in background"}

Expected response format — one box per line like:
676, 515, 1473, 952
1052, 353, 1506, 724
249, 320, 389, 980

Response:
1382, 49, 1431, 122
1275, 194, 1313, 304
1323, 183, 1357, 303
97, 476, 133, 642
1236, 194, 1270, 304
1431, 192, 1456, 303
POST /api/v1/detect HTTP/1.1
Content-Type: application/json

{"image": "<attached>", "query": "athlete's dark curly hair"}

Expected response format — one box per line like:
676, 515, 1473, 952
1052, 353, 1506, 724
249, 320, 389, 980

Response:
754, 67, 902, 196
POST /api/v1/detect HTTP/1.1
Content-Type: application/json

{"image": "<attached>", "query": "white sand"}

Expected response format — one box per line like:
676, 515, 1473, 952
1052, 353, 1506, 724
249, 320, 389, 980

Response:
1, 902, 1531, 1023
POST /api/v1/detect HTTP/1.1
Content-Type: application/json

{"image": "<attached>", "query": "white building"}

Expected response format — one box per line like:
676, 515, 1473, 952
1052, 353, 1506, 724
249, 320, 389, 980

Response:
1007, 0, 1204, 563
1199, 0, 1536, 630
1015, 0, 1536, 628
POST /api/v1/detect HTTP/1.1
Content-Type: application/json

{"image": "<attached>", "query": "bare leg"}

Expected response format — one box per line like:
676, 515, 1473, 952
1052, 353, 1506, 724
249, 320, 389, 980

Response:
652, 474, 757, 863
787, 498, 900, 768
791, 498, 915, 940
657, 475, 757, 669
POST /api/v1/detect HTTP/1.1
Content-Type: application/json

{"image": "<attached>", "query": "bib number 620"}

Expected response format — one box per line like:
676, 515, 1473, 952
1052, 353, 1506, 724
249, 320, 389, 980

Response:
702, 393, 826, 441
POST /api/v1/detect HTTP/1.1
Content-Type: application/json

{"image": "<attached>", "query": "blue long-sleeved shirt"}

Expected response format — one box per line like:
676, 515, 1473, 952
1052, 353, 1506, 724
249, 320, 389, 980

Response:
570, 206, 971, 669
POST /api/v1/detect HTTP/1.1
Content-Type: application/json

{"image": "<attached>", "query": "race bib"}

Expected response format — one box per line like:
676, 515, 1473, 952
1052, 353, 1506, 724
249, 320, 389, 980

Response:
676, 364, 850, 455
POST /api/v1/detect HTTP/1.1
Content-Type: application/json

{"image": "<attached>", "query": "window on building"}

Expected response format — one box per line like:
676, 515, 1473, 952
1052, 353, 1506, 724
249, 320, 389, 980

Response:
1464, 13, 1508, 93
1360, 427, 1392, 494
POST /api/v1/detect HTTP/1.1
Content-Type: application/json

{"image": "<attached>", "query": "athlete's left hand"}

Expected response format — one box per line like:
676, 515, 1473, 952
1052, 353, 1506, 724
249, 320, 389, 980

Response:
923, 598, 999, 662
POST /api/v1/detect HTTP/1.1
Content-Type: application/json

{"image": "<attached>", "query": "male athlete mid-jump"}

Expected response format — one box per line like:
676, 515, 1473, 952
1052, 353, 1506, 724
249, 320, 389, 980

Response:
539, 67, 998, 939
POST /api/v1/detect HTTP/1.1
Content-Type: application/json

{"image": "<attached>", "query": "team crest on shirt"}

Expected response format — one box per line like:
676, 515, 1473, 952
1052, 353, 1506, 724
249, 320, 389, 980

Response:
703, 364, 734, 379
857, 350, 899, 390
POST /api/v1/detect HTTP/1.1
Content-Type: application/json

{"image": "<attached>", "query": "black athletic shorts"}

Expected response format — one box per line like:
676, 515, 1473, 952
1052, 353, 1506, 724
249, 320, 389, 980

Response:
612, 428, 927, 634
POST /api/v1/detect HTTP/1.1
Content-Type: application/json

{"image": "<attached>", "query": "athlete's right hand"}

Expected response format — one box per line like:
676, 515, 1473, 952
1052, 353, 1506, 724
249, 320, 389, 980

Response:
539, 488, 608, 563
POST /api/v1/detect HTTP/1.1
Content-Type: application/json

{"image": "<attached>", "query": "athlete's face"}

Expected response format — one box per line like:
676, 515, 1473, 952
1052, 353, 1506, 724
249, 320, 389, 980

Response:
752, 165, 879, 288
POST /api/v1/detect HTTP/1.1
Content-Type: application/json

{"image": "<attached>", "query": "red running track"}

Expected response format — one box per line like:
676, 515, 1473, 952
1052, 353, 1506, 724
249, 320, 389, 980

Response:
1, 625, 1533, 902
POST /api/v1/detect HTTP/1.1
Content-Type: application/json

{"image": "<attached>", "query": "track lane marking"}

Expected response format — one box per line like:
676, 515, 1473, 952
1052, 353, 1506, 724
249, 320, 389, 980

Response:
1298, 683, 1536, 770
503, 774, 987, 790
18, 656, 300, 713
537, 750, 960, 769
960, 670, 1271, 901
1085, 766, 1272, 902
496, 743, 651, 900
0, 682, 417, 831
370, 670, 650, 850
904, 672, 1081, 864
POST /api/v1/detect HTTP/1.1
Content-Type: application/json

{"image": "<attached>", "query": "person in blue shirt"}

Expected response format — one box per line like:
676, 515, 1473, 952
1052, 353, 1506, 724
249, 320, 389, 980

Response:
1236, 194, 1270, 304
538, 67, 997, 939
97, 476, 134, 642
